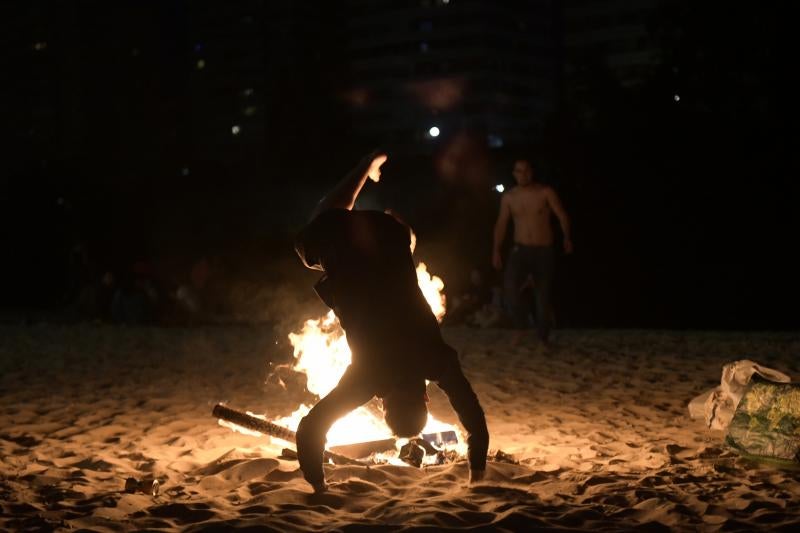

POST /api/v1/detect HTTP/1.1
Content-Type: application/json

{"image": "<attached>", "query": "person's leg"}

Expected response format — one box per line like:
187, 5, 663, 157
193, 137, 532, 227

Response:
296, 368, 374, 489
503, 246, 532, 343
531, 247, 556, 343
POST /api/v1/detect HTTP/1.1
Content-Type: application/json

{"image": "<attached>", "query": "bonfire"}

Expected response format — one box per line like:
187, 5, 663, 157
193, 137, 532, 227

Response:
217, 258, 465, 467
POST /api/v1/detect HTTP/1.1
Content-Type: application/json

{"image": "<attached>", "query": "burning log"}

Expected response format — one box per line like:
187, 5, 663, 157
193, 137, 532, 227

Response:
213, 404, 297, 442
212, 403, 366, 466
329, 438, 397, 458
213, 404, 465, 469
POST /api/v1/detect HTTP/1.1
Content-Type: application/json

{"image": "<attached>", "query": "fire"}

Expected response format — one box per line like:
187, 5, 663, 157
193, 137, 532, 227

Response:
221, 258, 464, 462
287, 311, 349, 399
416, 262, 446, 322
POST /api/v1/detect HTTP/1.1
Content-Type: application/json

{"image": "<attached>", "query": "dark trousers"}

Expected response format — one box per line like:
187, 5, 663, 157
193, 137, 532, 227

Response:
503, 244, 555, 341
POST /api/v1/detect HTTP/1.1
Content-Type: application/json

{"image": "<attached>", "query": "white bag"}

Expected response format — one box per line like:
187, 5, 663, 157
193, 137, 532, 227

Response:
688, 359, 791, 430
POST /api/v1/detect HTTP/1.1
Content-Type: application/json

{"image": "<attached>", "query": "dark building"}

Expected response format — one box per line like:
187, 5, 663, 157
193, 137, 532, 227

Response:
181, 1, 337, 168
562, 0, 664, 115
340, 0, 560, 152
181, 1, 268, 167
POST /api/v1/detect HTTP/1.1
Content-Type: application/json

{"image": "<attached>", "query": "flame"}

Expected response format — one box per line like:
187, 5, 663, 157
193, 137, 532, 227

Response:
416, 262, 446, 322
222, 256, 463, 461
287, 311, 349, 398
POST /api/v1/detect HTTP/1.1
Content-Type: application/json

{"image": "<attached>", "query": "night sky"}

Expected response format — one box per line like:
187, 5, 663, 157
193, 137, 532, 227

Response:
1, 1, 796, 330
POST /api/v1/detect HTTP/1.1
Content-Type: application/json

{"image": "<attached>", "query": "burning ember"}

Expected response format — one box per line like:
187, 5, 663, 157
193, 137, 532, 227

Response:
219, 259, 464, 465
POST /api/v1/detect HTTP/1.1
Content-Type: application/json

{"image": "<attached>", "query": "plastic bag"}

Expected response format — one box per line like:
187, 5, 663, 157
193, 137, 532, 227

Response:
688, 359, 791, 430
726, 375, 800, 465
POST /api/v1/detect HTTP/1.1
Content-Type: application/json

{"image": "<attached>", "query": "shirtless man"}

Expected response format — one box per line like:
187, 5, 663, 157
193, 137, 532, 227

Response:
492, 159, 572, 345
294, 151, 489, 493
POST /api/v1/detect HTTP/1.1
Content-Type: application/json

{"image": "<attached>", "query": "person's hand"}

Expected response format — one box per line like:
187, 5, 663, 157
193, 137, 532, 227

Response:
563, 238, 573, 255
364, 151, 388, 182
492, 250, 503, 270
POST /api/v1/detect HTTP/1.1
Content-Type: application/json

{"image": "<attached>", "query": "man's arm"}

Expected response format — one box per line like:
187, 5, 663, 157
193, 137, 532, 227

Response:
310, 152, 387, 221
492, 193, 512, 270
546, 187, 573, 254
435, 361, 489, 483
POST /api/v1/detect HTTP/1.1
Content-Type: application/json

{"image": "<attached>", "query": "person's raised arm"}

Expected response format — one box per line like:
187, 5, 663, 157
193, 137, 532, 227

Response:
309, 151, 387, 221
546, 187, 573, 254
492, 194, 512, 270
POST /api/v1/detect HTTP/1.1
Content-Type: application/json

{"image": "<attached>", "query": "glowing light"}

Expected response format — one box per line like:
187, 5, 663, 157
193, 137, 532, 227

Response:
180, 167, 190, 176
231, 125, 241, 135
196, 59, 205, 70
674, 94, 680, 102
428, 126, 440, 137
495, 184, 505, 193
33, 42, 47, 51
243, 106, 257, 116
243, 88, 254, 97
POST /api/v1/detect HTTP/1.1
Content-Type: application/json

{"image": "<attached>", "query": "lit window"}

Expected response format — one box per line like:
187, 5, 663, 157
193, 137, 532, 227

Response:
196, 59, 206, 70
231, 125, 241, 135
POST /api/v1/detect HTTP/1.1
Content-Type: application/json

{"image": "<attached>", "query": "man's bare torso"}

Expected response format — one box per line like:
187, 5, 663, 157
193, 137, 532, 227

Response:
507, 184, 554, 247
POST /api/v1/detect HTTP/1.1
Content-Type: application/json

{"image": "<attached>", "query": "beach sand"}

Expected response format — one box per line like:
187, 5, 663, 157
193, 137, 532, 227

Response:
2, 324, 799, 531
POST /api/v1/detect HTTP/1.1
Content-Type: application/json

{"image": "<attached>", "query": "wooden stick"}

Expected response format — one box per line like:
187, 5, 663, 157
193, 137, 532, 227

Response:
212, 403, 366, 466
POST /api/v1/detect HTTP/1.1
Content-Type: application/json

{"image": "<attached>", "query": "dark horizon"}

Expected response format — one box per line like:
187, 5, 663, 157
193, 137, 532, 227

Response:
1, 0, 796, 331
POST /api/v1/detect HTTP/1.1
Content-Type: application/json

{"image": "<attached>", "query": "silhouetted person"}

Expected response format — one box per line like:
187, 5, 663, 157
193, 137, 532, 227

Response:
111, 260, 159, 324
294, 151, 489, 493
63, 238, 94, 305
492, 159, 572, 345
447, 268, 492, 326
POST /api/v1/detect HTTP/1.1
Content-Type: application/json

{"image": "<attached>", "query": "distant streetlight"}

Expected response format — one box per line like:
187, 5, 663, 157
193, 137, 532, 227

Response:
495, 184, 505, 193
673, 94, 681, 102
231, 125, 241, 135
428, 126, 440, 138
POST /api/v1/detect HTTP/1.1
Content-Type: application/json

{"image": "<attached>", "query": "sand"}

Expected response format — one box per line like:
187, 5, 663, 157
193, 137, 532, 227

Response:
2, 324, 799, 531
